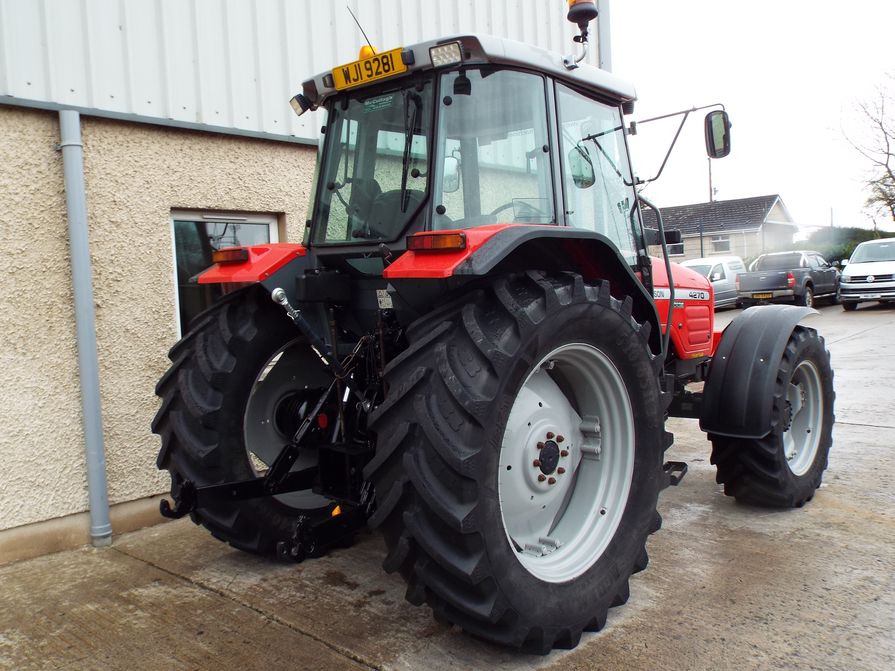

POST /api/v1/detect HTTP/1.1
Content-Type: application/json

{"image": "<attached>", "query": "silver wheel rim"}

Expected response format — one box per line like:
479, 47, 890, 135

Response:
783, 359, 823, 476
498, 343, 635, 583
244, 338, 329, 509
805, 289, 813, 307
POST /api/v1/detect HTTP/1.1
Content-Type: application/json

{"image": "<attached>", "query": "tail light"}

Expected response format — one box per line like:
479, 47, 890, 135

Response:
735, 274, 740, 290
787, 272, 796, 288
407, 231, 467, 252
211, 247, 249, 264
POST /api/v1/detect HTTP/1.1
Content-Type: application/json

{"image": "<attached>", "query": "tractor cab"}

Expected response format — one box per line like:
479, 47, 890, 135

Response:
298, 35, 646, 273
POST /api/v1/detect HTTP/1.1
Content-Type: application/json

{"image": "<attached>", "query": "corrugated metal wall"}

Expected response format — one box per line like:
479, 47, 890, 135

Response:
0, 0, 595, 143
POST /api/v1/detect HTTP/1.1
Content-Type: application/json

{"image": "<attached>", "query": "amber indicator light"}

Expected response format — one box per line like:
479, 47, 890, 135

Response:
211, 247, 250, 264
406, 232, 467, 252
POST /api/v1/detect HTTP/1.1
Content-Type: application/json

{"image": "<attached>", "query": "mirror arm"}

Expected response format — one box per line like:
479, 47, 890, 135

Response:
638, 110, 690, 186
636, 102, 726, 126
632, 103, 727, 186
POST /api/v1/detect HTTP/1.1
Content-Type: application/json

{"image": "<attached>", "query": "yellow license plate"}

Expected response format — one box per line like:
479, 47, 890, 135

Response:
752, 292, 773, 299
332, 48, 407, 90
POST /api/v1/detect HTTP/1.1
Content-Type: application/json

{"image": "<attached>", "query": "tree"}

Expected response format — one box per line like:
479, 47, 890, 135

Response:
851, 75, 895, 221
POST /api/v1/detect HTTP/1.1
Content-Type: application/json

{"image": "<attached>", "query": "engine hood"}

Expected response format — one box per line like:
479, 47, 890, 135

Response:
650, 257, 712, 292
843, 260, 895, 277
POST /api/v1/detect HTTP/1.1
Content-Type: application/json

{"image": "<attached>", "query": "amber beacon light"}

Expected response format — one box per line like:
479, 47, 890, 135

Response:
567, 0, 598, 28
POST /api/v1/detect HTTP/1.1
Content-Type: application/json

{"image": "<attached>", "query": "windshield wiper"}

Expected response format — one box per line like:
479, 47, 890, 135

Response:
400, 91, 422, 213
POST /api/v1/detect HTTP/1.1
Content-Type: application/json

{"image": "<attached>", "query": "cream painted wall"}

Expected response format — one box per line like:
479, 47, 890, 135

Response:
0, 107, 317, 531
0, 107, 87, 531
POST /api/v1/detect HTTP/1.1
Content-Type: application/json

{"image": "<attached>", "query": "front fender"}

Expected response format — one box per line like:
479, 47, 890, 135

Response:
699, 305, 817, 439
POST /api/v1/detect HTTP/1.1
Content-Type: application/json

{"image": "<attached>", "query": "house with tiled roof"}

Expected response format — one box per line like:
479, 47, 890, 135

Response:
641, 195, 798, 261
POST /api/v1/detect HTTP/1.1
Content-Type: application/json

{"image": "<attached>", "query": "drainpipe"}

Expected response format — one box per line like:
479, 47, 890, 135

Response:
597, 0, 612, 71
58, 110, 112, 547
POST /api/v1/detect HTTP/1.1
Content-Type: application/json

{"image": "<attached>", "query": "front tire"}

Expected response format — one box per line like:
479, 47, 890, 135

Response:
842, 301, 858, 311
152, 287, 332, 555
365, 273, 664, 652
710, 326, 834, 507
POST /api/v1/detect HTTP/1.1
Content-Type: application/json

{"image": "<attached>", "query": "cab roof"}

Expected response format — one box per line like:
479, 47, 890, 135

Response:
301, 34, 637, 110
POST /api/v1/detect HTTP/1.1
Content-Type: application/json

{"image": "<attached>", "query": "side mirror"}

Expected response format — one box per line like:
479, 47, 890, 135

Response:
442, 156, 460, 194
704, 110, 731, 159
568, 144, 595, 189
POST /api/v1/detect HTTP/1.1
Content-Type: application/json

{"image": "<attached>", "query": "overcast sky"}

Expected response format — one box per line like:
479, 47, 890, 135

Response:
608, 0, 895, 232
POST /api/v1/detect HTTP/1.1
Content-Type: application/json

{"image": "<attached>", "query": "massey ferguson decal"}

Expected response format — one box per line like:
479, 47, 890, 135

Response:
653, 288, 710, 301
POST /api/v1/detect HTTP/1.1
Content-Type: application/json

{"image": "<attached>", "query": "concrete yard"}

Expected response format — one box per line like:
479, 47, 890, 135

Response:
2, 303, 893, 670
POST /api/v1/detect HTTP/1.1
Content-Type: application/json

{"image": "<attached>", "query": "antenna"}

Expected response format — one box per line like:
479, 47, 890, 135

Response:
346, 5, 374, 50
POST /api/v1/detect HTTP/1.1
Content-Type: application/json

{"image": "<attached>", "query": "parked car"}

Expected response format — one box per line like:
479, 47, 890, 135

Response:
839, 238, 895, 311
680, 255, 746, 309
737, 250, 839, 307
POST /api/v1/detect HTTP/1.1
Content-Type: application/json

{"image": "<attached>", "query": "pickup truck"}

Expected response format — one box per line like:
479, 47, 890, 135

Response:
736, 250, 840, 308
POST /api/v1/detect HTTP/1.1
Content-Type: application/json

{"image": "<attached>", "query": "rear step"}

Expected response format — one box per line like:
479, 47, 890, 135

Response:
663, 461, 688, 488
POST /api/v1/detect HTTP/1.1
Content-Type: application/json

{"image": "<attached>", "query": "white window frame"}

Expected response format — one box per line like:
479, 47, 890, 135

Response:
667, 242, 685, 256
169, 210, 279, 338
711, 234, 731, 253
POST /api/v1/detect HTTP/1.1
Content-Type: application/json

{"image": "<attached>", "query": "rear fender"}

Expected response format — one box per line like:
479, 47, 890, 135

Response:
699, 305, 818, 439
385, 225, 661, 354
197, 243, 308, 286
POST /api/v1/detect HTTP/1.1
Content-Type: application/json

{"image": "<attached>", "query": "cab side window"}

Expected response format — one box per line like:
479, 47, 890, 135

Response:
556, 83, 639, 265
710, 264, 726, 281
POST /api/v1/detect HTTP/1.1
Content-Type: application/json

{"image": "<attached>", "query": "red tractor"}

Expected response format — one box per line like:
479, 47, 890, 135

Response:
153, 3, 834, 654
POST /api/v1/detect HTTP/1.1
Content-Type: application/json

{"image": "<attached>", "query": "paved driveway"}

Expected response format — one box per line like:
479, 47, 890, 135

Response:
2, 303, 893, 670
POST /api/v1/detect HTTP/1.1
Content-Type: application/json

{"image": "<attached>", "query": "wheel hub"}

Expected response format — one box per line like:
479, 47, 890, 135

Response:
538, 440, 561, 475
497, 343, 635, 583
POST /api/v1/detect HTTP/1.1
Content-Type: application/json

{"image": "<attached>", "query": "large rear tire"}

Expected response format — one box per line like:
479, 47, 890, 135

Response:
152, 287, 332, 555
710, 326, 834, 507
365, 272, 664, 652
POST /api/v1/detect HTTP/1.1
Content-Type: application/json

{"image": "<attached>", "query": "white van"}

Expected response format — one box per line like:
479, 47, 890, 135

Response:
680, 255, 746, 309
840, 238, 895, 311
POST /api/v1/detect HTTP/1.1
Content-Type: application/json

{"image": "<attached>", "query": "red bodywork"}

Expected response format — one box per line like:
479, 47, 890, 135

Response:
196, 234, 720, 361
651, 258, 715, 360
383, 224, 520, 279
197, 243, 306, 284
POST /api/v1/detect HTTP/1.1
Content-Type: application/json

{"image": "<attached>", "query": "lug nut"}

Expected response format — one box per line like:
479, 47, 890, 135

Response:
533, 459, 541, 468
547, 477, 556, 485
536, 442, 545, 450
560, 449, 569, 457
557, 435, 565, 443
546, 432, 555, 439
557, 467, 566, 474
538, 474, 546, 482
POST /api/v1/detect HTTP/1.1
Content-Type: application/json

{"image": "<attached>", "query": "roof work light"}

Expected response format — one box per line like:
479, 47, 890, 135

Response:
429, 42, 463, 68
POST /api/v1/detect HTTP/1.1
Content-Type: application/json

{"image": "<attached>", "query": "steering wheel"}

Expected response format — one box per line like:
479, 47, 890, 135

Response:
490, 201, 517, 217
490, 199, 545, 221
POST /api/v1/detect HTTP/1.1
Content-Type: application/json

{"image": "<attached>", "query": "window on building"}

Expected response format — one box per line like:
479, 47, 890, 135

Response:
668, 242, 684, 256
712, 235, 731, 253
171, 211, 279, 335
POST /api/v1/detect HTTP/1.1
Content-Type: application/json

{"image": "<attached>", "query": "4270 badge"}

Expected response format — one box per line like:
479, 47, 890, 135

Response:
332, 48, 407, 90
